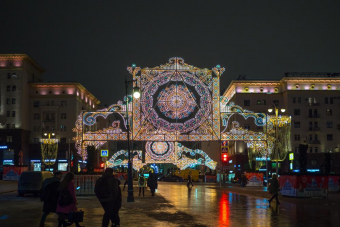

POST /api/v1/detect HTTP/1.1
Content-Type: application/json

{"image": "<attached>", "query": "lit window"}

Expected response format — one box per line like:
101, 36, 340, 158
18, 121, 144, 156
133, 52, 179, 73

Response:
257, 100, 261, 105
326, 109, 332, 116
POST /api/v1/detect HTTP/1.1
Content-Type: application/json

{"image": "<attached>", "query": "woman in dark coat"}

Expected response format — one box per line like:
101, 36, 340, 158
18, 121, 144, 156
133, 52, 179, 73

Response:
147, 171, 157, 196
268, 174, 280, 205
112, 179, 122, 227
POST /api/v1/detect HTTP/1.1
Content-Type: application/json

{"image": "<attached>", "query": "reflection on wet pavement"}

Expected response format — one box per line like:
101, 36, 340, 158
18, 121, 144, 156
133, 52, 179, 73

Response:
158, 183, 339, 227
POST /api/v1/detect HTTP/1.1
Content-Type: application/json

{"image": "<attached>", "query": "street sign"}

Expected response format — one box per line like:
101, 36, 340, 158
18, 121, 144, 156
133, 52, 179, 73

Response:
101, 150, 108, 157
289, 153, 294, 161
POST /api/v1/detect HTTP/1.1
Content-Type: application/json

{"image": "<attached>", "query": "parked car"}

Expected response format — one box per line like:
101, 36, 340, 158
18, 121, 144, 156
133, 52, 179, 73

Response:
159, 174, 184, 182
18, 171, 53, 197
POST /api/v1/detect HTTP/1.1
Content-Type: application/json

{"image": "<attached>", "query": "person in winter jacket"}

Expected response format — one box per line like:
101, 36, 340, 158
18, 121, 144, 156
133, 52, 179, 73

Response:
138, 174, 146, 196
112, 179, 122, 227
96, 168, 119, 227
56, 172, 83, 227
39, 171, 63, 227
268, 174, 280, 205
147, 171, 157, 196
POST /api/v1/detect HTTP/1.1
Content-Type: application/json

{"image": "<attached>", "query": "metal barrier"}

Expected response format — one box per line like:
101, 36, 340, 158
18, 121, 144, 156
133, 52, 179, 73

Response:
74, 175, 101, 196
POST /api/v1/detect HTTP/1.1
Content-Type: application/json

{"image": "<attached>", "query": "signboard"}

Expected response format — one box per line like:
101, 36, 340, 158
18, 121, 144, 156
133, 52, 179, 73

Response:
3, 166, 28, 181
246, 172, 264, 186
221, 141, 229, 153
101, 150, 108, 157
289, 153, 294, 161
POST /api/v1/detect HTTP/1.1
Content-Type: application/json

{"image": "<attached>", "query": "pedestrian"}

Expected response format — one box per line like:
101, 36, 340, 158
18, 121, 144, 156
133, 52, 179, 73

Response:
187, 172, 194, 189
122, 174, 128, 191
147, 171, 157, 196
39, 171, 63, 227
138, 174, 146, 196
95, 168, 119, 227
112, 179, 122, 227
56, 172, 83, 227
241, 174, 248, 187
268, 174, 280, 205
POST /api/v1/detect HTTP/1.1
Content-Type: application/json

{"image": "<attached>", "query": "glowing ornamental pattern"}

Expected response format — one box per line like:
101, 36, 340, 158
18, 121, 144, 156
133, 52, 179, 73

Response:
157, 84, 196, 119
41, 138, 58, 165
146, 141, 174, 161
142, 71, 212, 133
106, 142, 217, 171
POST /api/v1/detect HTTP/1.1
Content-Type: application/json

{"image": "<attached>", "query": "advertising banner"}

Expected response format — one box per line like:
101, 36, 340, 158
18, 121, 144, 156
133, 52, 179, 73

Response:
328, 176, 339, 192
246, 173, 263, 186
3, 166, 28, 181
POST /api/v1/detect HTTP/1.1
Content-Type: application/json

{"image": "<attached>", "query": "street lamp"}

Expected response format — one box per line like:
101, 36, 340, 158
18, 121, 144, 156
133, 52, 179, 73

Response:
41, 131, 58, 171
125, 64, 140, 203
268, 105, 285, 175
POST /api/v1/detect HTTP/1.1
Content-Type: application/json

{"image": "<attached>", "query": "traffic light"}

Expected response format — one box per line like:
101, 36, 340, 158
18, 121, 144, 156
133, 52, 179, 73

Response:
222, 153, 228, 163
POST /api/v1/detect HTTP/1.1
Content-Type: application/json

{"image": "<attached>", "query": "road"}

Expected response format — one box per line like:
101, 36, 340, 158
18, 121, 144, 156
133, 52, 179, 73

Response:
0, 182, 339, 226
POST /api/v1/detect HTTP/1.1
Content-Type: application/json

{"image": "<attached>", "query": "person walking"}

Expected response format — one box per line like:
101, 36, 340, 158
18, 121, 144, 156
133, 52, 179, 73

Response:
122, 174, 128, 191
268, 174, 280, 205
56, 172, 83, 227
187, 172, 194, 189
112, 179, 122, 227
241, 174, 248, 187
147, 171, 157, 196
138, 174, 146, 196
39, 171, 63, 227
95, 168, 119, 227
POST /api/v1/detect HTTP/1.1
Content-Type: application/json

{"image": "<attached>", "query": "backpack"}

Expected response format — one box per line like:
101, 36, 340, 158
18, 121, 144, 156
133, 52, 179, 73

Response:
138, 177, 145, 187
58, 189, 73, 207
94, 177, 110, 199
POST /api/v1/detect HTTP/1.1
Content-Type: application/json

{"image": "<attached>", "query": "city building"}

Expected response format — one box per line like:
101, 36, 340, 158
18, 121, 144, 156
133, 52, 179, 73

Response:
0, 54, 100, 172
222, 73, 340, 176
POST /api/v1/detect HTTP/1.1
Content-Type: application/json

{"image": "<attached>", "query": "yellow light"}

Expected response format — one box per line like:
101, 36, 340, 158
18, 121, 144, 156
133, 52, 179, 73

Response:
44, 133, 47, 136
52, 133, 55, 136
133, 87, 140, 99
268, 109, 273, 113
281, 109, 286, 113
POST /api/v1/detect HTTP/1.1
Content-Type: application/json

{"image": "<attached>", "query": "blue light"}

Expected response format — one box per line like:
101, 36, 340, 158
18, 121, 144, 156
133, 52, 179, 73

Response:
216, 65, 221, 69
0, 146, 8, 149
132, 63, 136, 68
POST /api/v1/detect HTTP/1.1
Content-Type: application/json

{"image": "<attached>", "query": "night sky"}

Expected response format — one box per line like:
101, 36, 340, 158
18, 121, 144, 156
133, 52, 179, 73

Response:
1, 0, 340, 105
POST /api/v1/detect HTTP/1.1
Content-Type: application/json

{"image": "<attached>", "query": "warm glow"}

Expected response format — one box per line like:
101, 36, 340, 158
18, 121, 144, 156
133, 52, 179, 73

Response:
281, 109, 286, 113
268, 109, 273, 113
133, 87, 141, 99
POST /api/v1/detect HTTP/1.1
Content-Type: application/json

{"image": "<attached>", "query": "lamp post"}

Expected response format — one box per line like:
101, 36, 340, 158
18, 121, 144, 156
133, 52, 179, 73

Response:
125, 64, 140, 203
41, 132, 58, 171
268, 105, 285, 175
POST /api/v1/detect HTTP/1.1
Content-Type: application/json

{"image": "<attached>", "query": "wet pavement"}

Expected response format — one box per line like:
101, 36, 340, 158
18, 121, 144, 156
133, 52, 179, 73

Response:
0, 182, 339, 226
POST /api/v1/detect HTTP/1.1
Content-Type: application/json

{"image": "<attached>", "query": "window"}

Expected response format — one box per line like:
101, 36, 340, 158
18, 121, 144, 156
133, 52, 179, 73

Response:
12, 124, 15, 129
309, 109, 312, 117
294, 135, 300, 141
314, 134, 318, 141
6, 136, 12, 142
34, 101, 40, 107
6, 98, 10, 104
311, 160, 317, 166
64, 126, 67, 132
51, 113, 55, 120
309, 147, 313, 153
244, 100, 250, 106
325, 97, 328, 104
257, 100, 261, 105
294, 109, 300, 115
7, 111, 10, 117
51, 101, 54, 106
12, 86, 16, 91
7, 86, 10, 92
61, 101, 67, 107
315, 147, 318, 153
33, 138, 40, 144
327, 121, 333, 128
309, 134, 313, 141
61, 113, 67, 119
33, 126, 37, 132
298, 97, 301, 103
244, 124, 250, 130
60, 137, 67, 144
12, 111, 15, 117
33, 113, 40, 120
262, 100, 266, 105
12, 73, 16, 78
330, 97, 334, 104
12, 98, 16, 104
326, 109, 332, 116
294, 147, 299, 153
7, 73, 11, 79
294, 122, 300, 128
293, 97, 296, 103
6, 124, 10, 129
327, 134, 333, 141
273, 100, 279, 105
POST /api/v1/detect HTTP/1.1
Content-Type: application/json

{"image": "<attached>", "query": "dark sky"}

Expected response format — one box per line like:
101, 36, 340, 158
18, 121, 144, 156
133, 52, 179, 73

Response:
1, 0, 340, 105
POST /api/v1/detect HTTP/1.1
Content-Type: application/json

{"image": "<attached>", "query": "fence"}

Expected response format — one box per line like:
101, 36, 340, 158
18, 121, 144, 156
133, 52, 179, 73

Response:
74, 175, 101, 196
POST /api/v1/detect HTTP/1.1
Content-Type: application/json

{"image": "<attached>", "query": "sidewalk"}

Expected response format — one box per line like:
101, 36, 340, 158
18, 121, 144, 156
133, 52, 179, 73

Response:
210, 182, 340, 211
0, 180, 17, 194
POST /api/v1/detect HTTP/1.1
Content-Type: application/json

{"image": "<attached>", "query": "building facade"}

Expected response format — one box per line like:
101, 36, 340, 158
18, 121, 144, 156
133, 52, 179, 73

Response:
0, 54, 100, 172
222, 73, 340, 176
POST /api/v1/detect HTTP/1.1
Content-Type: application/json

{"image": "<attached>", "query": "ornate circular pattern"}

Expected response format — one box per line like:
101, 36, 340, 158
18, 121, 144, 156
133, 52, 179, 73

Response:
142, 72, 211, 133
157, 84, 196, 119
146, 141, 174, 161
